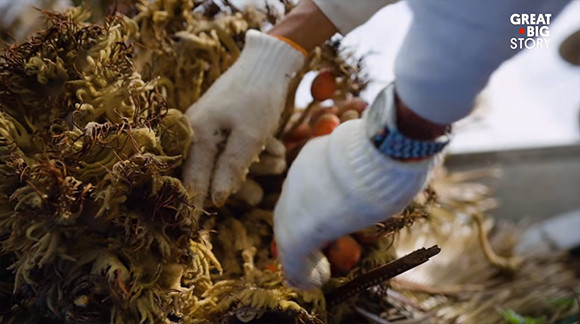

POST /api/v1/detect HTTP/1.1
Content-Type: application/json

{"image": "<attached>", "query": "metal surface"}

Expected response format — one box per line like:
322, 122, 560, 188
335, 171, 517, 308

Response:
445, 144, 580, 223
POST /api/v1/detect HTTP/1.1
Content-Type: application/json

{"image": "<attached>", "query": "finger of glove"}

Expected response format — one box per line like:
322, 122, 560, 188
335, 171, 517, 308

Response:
232, 179, 264, 206
264, 137, 286, 157
211, 128, 265, 207
249, 154, 287, 175
274, 163, 330, 289
182, 128, 223, 209
283, 249, 330, 290
273, 137, 332, 248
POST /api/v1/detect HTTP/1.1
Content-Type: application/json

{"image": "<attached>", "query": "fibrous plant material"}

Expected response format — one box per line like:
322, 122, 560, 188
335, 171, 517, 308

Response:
131, 0, 264, 111
383, 220, 580, 323
359, 170, 580, 324
0, 8, 205, 323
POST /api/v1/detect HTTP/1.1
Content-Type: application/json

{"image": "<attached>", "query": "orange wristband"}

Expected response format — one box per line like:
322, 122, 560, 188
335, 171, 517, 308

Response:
272, 35, 308, 57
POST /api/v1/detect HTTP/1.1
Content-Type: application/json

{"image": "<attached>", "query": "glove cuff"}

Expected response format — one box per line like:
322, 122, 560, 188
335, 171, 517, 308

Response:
328, 119, 438, 214
363, 84, 451, 160
239, 30, 306, 83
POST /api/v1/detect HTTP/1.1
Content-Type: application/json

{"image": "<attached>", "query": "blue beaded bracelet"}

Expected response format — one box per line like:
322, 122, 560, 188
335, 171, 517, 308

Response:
371, 127, 449, 159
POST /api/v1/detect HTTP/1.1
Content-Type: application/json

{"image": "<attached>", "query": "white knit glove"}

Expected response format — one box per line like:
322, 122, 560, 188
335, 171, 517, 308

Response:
274, 88, 440, 290
182, 30, 305, 208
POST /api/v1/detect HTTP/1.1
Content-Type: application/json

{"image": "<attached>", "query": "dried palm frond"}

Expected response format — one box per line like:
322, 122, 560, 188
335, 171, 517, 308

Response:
357, 169, 580, 324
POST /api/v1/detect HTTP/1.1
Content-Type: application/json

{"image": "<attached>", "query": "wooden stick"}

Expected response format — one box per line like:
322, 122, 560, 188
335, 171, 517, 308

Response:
325, 245, 441, 306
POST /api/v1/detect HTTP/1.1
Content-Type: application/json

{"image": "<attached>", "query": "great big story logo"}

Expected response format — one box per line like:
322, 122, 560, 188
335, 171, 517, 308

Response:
510, 13, 552, 50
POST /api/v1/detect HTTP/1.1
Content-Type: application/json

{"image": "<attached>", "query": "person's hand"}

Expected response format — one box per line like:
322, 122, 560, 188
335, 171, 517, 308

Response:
182, 30, 304, 208
231, 137, 288, 206
274, 90, 441, 290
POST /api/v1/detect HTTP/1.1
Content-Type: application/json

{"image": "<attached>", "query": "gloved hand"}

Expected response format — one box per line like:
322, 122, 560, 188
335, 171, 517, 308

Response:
274, 88, 440, 290
182, 30, 305, 208
231, 137, 288, 206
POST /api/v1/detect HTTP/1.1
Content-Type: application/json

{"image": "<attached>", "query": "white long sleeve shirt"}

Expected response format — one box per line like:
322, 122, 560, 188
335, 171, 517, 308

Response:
312, 0, 572, 124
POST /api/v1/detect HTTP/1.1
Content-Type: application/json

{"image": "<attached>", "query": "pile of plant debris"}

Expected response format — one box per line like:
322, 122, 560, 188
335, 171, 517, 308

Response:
0, 1, 577, 324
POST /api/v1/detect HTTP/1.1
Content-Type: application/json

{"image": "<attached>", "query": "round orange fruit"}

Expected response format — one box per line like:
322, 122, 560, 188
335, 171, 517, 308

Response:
311, 68, 336, 101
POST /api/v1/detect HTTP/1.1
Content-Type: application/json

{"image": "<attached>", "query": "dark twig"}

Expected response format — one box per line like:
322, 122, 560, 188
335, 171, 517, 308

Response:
325, 245, 441, 306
